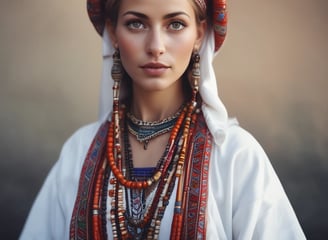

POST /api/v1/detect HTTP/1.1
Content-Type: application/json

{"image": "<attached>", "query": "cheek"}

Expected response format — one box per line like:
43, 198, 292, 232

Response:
116, 36, 140, 71
171, 34, 195, 68
117, 36, 136, 56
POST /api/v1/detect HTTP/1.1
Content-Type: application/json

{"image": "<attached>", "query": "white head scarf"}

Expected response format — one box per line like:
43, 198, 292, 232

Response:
98, 27, 229, 145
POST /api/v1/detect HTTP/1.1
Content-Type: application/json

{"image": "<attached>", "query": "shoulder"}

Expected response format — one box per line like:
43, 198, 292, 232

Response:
55, 121, 103, 181
59, 121, 103, 163
226, 124, 263, 150
214, 123, 268, 166
61, 121, 102, 154
53, 121, 105, 212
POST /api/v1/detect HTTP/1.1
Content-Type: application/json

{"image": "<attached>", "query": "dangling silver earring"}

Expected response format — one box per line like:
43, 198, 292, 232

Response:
191, 50, 200, 106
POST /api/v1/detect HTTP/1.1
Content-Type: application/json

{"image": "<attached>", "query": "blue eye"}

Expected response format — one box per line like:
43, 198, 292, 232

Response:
126, 20, 145, 30
169, 21, 185, 31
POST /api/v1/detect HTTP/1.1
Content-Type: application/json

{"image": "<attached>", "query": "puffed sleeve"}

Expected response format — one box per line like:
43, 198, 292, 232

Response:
229, 127, 306, 239
19, 160, 67, 239
20, 122, 100, 240
207, 125, 306, 240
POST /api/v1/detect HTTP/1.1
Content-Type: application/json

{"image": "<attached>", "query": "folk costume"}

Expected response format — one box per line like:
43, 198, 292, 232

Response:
20, 0, 306, 239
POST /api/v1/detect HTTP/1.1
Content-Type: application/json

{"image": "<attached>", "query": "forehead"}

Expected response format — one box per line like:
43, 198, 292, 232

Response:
118, 0, 195, 18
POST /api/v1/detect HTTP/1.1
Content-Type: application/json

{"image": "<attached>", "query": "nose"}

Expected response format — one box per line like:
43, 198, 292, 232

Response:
146, 27, 165, 57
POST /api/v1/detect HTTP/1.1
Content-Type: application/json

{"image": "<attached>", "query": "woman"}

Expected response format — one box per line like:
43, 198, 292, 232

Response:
20, 0, 306, 239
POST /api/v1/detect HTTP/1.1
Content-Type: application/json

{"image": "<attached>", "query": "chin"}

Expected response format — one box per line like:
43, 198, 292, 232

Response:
144, 84, 169, 92
136, 79, 174, 92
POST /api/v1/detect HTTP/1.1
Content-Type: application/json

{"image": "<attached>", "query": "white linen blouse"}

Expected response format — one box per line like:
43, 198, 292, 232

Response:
20, 120, 306, 240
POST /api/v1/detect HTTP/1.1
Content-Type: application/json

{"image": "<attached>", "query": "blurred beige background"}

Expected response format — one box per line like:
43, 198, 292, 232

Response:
1, 0, 327, 239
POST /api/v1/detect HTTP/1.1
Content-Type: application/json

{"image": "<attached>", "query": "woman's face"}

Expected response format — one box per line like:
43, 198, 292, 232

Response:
108, 0, 205, 93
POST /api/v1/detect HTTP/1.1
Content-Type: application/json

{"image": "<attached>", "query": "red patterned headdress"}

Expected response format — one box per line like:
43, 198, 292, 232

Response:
87, 0, 227, 52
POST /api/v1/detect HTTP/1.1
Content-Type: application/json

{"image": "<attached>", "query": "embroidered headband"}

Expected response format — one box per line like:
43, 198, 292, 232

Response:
87, 0, 227, 52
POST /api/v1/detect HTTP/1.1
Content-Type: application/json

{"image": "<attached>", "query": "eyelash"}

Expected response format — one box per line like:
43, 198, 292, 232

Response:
169, 21, 186, 31
126, 20, 145, 30
125, 20, 186, 31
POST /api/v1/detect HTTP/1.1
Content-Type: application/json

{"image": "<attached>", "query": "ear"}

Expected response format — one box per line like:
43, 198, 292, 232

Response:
194, 20, 207, 50
106, 21, 118, 48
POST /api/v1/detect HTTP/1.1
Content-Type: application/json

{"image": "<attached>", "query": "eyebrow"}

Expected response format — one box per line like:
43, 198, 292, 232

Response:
122, 11, 191, 19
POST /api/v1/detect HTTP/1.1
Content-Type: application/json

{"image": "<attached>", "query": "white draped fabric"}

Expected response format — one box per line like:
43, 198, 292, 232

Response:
20, 121, 306, 239
20, 23, 305, 240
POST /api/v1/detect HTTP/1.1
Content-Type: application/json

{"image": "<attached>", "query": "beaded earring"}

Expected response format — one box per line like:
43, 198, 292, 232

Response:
112, 49, 122, 98
191, 50, 200, 107
171, 50, 201, 239
111, 49, 122, 137
112, 49, 122, 83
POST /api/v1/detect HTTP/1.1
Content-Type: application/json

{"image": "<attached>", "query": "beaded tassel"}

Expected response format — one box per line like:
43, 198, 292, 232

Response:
110, 50, 125, 239
171, 51, 200, 240
107, 104, 190, 238
92, 160, 107, 240
112, 49, 122, 143
104, 50, 203, 239
191, 51, 200, 106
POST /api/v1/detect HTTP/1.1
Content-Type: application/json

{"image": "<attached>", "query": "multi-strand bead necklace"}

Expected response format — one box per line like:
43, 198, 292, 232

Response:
90, 96, 199, 239
91, 49, 201, 239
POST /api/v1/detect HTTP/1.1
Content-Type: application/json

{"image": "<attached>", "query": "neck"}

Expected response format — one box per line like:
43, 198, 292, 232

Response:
130, 81, 186, 122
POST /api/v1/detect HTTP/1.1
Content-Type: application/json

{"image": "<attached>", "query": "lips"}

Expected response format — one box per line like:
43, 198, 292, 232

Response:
142, 62, 169, 68
141, 62, 170, 76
